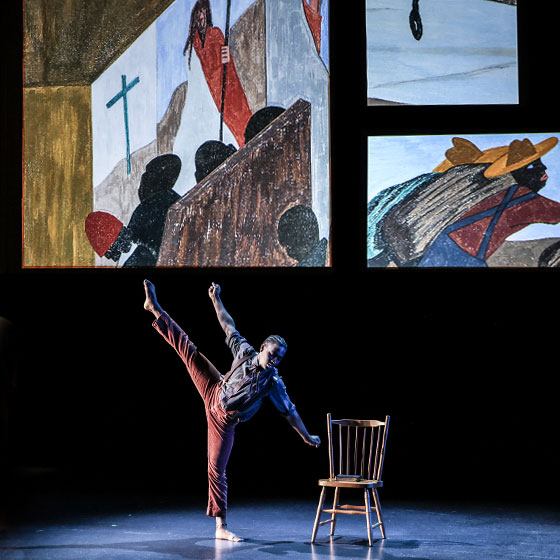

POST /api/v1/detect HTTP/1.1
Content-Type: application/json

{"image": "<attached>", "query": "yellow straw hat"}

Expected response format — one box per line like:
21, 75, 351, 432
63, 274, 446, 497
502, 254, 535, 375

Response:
484, 137, 559, 178
433, 137, 509, 173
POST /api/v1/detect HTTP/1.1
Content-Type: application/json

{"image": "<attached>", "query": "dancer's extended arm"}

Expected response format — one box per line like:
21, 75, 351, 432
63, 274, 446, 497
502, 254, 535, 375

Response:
209, 283, 236, 337
285, 409, 321, 447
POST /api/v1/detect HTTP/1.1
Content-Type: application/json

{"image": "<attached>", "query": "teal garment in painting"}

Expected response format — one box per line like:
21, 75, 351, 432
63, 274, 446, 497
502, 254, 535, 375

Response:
367, 172, 440, 260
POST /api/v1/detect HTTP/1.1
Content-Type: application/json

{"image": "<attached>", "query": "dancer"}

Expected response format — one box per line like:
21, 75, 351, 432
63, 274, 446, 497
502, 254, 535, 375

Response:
143, 279, 320, 541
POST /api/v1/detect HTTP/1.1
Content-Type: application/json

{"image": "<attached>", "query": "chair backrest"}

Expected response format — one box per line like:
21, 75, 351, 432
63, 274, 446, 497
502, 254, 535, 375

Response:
327, 413, 390, 482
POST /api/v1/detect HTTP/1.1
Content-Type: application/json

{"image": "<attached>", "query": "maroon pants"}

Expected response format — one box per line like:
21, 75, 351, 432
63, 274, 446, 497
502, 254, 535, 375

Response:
153, 312, 238, 517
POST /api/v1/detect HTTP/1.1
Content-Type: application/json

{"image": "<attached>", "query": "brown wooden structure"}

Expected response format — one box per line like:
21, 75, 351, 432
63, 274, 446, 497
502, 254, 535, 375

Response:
157, 99, 313, 267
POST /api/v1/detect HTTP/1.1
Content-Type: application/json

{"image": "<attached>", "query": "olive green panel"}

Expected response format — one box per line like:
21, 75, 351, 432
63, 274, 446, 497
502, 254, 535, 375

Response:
23, 86, 94, 267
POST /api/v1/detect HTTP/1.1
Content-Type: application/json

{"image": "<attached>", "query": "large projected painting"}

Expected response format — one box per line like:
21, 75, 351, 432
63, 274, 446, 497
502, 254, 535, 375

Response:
23, 0, 330, 267
367, 133, 560, 267
366, 0, 518, 106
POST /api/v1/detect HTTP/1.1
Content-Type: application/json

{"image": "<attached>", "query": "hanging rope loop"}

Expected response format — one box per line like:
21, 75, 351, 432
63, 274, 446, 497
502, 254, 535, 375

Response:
409, 0, 423, 40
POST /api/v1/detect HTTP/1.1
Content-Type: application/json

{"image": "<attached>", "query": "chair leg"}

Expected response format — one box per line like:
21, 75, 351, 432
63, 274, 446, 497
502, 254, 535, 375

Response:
311, 487, 326, 543
330, 487, 340, 536
364, 489, 373, 547
372, 487, 386, 539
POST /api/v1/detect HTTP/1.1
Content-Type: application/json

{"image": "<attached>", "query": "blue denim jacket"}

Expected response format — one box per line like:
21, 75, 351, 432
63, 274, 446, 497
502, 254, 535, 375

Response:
220, 330, 296, 422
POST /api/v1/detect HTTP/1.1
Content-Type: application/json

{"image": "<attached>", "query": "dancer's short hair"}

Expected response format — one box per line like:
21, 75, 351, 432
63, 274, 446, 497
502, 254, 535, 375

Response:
262, 335, 287, 350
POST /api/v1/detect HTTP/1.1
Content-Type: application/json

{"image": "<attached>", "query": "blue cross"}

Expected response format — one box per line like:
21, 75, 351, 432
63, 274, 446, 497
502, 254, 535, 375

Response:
106, 74, 140, 174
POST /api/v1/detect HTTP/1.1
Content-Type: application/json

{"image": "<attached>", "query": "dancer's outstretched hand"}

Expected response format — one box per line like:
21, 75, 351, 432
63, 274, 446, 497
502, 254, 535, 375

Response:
306, 435, 321, 448
208, 282, 221, 300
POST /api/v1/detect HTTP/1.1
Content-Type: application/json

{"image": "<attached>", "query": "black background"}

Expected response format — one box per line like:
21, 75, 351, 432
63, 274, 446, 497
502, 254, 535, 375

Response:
1, 1, 559, 520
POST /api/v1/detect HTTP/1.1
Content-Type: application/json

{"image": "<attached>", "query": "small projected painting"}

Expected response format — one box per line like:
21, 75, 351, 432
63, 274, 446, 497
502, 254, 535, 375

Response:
366, 0, 518, 106
367, 133, 560, 267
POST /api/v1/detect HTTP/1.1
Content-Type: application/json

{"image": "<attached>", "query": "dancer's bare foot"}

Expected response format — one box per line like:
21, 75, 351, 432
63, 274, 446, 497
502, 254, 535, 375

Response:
143, 279, 163, 318
216, 517, 243, 542
215, 524, 243, 542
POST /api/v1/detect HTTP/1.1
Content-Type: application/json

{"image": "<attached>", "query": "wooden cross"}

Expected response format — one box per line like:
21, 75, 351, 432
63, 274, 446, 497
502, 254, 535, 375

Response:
106, 74, 140, 174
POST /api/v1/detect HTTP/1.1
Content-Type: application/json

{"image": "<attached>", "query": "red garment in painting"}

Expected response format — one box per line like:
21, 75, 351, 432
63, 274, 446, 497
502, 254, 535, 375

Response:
302, 1, 322, 54
449, 185, 560, 260
194, 27, 252, 147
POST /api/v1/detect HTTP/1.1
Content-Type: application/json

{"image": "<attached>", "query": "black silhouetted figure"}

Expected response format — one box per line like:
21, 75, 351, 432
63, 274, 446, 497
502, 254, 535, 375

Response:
194, 140, 237, 183
244, 106, 285, 144
125, 154, 182, 266
277, 205, 327, 266
194, 105, 285, 183
192, 106, 286, 184
106, 154, 182, 267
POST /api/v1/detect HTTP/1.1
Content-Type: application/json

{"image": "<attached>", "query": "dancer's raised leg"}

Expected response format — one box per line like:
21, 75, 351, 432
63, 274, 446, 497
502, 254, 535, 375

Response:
144, 279, 221, 399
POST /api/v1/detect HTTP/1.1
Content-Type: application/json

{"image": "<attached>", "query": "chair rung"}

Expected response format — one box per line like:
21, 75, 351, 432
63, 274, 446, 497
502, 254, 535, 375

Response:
322, 508, 369, 516
318, 519, 335, 526
339, 504, 375, 511
371, 522, 382, 529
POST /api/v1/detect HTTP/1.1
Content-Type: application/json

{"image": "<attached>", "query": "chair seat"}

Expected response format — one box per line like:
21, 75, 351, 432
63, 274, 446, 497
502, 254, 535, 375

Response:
318, 477, 383, 489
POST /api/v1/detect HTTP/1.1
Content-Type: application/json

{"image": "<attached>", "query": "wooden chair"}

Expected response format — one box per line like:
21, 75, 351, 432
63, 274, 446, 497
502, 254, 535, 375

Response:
311, 414, 390, 546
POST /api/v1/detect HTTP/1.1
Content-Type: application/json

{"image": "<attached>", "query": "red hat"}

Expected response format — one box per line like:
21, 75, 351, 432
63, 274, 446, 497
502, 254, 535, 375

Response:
85, 211, 124, 257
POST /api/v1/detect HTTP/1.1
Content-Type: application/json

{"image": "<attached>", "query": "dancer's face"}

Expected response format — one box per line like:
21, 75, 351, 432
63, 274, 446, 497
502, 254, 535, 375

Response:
258, 342, 286, 370
512, 158, 548, 192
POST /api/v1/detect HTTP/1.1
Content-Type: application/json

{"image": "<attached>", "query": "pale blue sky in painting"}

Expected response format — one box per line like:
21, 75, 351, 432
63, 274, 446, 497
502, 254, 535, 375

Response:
368, 133, 560, 241
92, 27, 158, 186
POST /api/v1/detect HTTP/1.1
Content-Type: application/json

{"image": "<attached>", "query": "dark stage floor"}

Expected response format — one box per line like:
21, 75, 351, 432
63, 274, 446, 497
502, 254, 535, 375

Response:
1, 494, 559, 559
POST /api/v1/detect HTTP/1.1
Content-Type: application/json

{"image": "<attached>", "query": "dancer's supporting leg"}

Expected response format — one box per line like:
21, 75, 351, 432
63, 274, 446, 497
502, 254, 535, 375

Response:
207, 409, 241, 541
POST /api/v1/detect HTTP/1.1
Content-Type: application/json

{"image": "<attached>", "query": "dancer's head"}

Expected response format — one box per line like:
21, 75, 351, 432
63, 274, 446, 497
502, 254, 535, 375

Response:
258, 335, 287, 370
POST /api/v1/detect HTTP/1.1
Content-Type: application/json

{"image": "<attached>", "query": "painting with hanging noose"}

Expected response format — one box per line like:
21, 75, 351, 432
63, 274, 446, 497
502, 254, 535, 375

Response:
366, 0, 518, 105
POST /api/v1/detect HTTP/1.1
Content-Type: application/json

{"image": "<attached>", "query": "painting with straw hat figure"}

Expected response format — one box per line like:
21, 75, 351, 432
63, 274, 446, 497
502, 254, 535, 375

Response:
367, 133, 560, 267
